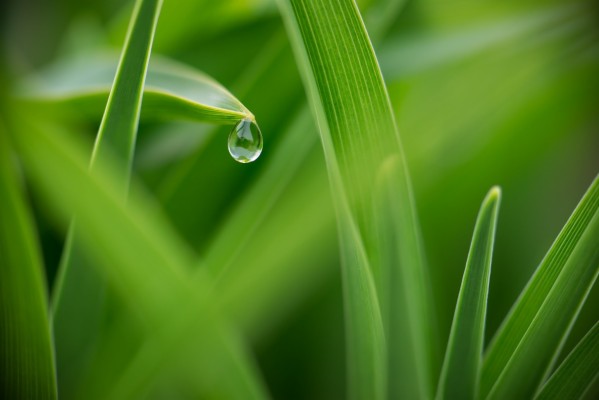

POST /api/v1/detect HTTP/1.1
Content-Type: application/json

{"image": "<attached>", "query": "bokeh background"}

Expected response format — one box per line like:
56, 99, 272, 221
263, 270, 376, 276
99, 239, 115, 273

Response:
2, 0, 598, 398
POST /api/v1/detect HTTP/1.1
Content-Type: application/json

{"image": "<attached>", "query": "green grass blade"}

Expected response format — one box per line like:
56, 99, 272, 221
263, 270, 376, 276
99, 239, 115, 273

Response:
0, 124, 57, 400
436, 187, 501, 400
487, 207, 599, 398
50, 1, 164, 396
19, 54, 252, 124
535, 320, 599, 399
482, 175, 599, 398
372, 156, 438, 400
91, 0, 163, 176
338, 206, 387, 400
10, 114, 268, 400
379, 2, 581, 81
277, 0, 437, 398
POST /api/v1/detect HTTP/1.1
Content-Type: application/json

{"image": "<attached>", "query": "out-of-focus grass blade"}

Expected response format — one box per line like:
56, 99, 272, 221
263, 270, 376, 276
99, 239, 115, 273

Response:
379, 2, 582, 81
278, 0, 437, 398
19, 54, 252, 124
535, 320, 599, 399
10, 115, 268, 400
435, 187, 501, 400
0, 125, 57, 400
482, 175, 599, 398
51, 0, 164, 397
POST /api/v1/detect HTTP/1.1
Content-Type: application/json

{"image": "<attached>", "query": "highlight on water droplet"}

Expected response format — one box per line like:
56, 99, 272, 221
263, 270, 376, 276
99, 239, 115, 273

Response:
228, 118, 263, 163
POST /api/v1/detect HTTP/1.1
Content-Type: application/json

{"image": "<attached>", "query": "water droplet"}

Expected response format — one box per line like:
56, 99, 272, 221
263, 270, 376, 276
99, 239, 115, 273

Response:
228, 119, 263, 163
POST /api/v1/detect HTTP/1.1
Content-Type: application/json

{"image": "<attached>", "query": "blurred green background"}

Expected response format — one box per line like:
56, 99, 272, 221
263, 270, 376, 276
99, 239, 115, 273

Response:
2, 0, 598, 398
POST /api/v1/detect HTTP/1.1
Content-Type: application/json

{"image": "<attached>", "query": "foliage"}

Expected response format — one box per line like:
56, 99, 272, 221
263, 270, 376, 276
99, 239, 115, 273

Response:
0, 0, 597, 398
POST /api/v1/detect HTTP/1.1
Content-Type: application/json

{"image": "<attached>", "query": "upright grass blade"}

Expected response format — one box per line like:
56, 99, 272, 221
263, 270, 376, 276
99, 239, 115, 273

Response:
535, 320, 599, 400
277, 0, 437, 398
19, 54, 253, 124
90, 0, 163, 180
487, 204, 599, 399
51, 1, 164, 396
372, 155, 437, 400
435, 187, 501, 400
482, 175, 599, 398
0, 124, 57, 400
337, 200, 387, 400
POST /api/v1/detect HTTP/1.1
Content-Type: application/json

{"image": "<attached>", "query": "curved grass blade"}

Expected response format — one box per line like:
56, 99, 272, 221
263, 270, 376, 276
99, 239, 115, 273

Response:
19, 54, 252, 124
50, 0, 164, 397
435, 187, 501, 400
482, 175, 599, 398
0, 125, 57, 400
277, 0, 437, 398
535, 320, 599, 399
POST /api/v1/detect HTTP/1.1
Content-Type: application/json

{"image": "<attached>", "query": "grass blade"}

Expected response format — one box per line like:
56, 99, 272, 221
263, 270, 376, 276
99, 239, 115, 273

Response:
0, 124, 57, 400
373, 156, 437, 400
436, 187, 501, 400
535, 320, 599, 399
487, 203, 599, 398
482, 175, 599, 398
277, 0, 437, 398
10, 113, 268, 399
379, 2, 582, 81
20, 54, 253, 124
50, 0, 163, 396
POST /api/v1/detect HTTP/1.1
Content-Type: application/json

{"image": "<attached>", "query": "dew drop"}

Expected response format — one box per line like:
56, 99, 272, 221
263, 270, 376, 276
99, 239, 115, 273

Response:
228, 119, 263, 163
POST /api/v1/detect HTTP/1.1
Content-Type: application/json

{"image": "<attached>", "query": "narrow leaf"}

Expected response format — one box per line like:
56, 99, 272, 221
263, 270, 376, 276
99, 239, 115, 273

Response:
535, 321, 599, 399
0, 124, 57, 399
373, 156, 437, 400
482, 175, 599, 398
10, 114, 268, 400
277, 0, 437, 398
19, 54, 252, 124
50, 0, 164, 396
487, 205, 599, 399
436, 187, 501, 400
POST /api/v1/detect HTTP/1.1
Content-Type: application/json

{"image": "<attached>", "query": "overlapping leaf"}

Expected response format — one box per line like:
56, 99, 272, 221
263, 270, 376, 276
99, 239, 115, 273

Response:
278, 0, 437, 398
483, 175, 599, 398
